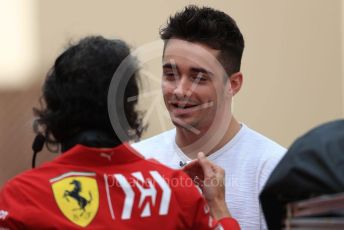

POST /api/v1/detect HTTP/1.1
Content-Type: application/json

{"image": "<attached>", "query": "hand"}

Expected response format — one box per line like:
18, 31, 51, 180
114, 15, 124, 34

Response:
183, 152, 231, 219
182, 158, 204, 187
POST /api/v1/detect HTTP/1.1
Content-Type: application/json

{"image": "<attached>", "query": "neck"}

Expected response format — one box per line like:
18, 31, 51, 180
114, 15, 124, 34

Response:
61, 130, 121, 152
175, 117, 241, 159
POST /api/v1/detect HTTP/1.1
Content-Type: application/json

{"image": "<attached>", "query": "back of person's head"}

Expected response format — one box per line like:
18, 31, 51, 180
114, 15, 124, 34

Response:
160, 5, 245, 76
33, 36, 142, 151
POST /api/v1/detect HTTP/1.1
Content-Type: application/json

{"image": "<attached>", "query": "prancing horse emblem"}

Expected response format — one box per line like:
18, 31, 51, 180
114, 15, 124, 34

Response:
51, 173, 99, 227
63, 180, 92, 215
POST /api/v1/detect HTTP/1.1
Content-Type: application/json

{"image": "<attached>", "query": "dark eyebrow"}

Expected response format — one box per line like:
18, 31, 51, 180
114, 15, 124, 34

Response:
190, 67, 214, 76
163, 63, 213, 76
162, 63, 175, 69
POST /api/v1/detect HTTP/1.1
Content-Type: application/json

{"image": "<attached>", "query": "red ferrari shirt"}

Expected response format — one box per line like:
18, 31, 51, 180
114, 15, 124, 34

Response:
0, 143, 239, 229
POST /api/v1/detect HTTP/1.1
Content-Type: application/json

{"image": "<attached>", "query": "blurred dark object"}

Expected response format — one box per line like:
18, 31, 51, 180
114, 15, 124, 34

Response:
285, 193, 344, 229
31, 133, 46, 168
260, 120, 344, 229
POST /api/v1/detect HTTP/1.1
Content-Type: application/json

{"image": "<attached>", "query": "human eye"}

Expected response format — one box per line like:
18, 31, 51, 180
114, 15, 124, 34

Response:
192, 72, 209, 83
163, 70, 178, 81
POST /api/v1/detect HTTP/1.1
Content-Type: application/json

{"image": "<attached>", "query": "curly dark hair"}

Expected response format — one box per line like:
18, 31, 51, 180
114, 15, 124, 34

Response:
160, 5, 245, 76
33, 36, 143, 151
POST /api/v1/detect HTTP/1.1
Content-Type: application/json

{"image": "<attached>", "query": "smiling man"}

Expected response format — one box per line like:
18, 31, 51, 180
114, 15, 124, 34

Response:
161, 38, 242, 156
132, 5, 286, 229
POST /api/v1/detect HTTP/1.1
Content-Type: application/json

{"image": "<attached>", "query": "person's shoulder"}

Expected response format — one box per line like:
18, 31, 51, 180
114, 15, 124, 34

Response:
140, 158, 206, 227
2, 164, 53, 191
0, 164, 55, 204
139, 156, 180, 177
238, 125, 288, 190
138, 157, 194, 187
144, 160, 201, 200
241, 124, 286, 156
136, 156, 202, 201
131, 129, 176, 155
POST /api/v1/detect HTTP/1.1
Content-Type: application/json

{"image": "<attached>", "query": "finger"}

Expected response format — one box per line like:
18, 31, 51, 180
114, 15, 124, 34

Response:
182, 159, 204, 180
182, 159, 198, 171
197, 152, 214, 177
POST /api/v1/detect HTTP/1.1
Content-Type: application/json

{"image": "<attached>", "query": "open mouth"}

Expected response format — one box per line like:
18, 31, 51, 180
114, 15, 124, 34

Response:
169, 101, 214, 115
171, 102, 198, 109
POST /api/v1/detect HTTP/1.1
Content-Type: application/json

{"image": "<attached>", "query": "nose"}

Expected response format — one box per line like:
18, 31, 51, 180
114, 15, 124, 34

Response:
173, 76, 191, 98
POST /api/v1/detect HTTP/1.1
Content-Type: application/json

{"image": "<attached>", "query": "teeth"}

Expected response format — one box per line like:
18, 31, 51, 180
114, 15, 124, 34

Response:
175, 104, 195, 109
169, 101, 199, 109
171, 102, 213, 110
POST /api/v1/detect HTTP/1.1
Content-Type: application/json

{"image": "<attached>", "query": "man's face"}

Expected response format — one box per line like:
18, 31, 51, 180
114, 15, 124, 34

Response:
162, 38, 233, 132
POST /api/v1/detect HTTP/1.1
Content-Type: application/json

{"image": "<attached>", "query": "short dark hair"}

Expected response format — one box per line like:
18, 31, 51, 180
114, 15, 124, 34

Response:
160, 5, 245, 76
33, 36, 143, 150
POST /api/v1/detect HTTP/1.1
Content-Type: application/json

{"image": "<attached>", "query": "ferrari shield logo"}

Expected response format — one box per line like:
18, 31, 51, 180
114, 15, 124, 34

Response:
50, 172, 99, 227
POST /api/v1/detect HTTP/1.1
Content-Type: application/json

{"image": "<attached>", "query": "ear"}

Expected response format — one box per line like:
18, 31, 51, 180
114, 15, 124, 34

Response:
228, 72, 243, 96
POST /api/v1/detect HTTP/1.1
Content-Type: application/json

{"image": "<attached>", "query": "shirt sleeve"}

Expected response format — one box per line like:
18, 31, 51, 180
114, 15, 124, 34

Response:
190, 195, 240, 230
217, 217, 241, 230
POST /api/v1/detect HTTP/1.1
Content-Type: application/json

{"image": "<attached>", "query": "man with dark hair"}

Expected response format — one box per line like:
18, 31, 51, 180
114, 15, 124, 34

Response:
0, 36, 240, 229
132, 5, 286, 229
